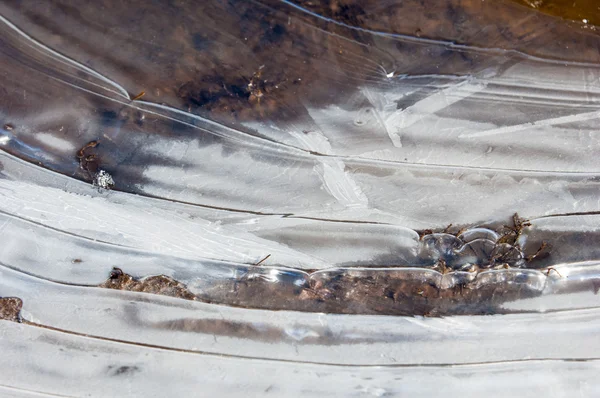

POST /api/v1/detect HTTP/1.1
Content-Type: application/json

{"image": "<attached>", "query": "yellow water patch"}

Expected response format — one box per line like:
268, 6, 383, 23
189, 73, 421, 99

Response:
511, 0, 600, 26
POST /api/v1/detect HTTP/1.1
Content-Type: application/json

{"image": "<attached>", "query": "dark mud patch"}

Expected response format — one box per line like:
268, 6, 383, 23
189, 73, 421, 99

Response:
0, 297, 23, 322
99, 268, 195, 301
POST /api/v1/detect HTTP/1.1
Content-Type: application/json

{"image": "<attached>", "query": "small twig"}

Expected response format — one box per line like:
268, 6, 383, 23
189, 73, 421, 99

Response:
526, 241, 547, 262
455, 226, 469, 237
255, 254, 271, 266
77, 140, 99, 159
545, 267, 562, 277
418, 229, 433, 240
436, 259, 450, 274
131, 91, 145, 101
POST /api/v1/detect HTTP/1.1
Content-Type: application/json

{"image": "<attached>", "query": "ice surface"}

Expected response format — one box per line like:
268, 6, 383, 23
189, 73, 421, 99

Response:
1, 0, 599, 396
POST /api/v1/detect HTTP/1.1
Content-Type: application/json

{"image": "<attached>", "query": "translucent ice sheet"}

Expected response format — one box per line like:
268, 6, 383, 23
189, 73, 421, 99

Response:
0, 0, 599, 396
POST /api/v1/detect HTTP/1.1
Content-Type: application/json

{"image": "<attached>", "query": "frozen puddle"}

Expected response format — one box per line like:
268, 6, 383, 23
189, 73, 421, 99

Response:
1, 0, 600, 396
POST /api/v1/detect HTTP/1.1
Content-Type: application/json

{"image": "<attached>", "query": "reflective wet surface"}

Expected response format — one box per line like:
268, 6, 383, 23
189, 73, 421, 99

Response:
1, 0, 600, 396
512, 0, 600, 26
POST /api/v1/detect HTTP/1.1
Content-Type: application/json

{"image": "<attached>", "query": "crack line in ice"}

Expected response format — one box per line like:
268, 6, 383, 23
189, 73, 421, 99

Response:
274, 0, 600, 68
0, 179, 330, 268
12, 318, 600, 366
2, 134, 599, 228
0, 208, 130, 249
459, 110, 600, 139
38, 87, 600, 175
6, 38, 600, 175
362, 87, 401, 148
530, 211, 600, 220
0, 14, 130, 100
0, 384, 72, 398
5, 277, 599, 367
245, 0, 398, 77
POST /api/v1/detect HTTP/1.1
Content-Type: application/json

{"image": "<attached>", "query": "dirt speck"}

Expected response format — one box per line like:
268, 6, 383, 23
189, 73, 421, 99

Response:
107, 365, 140, 377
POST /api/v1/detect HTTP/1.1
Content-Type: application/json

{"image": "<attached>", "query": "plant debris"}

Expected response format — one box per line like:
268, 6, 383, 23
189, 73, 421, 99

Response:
76, 140, 115, 190
77, 140, 100, 173
131, 91, 146, 101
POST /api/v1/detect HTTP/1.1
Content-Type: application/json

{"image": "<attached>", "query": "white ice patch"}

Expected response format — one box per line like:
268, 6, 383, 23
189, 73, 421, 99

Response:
385, 80, 488, 133
36, 132, 76, 152
0, 177, 329, 269
290, 130, 369, 209
93, 170, 115, 189
315, 160, 368, 209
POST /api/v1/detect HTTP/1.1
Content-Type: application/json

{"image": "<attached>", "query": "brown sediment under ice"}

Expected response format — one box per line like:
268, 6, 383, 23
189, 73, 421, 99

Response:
99, 268, 196, 301
0, 297, 23, 322
97, 265, 552, 317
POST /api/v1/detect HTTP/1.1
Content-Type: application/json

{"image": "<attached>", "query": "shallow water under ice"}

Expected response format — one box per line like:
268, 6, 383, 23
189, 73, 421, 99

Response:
0, 0, 600, 396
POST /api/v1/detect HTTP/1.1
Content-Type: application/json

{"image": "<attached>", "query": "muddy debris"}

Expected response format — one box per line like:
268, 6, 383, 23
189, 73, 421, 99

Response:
77, 140, 100, 173
98, 264, 546, 317
202, 268, 546, 317
99, 268, 196, 300
76, 140, 115, 189
0, 297, 23, 322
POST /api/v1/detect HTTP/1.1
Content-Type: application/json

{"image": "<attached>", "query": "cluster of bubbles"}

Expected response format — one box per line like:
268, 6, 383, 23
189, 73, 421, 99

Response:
418, 227, 526, 272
